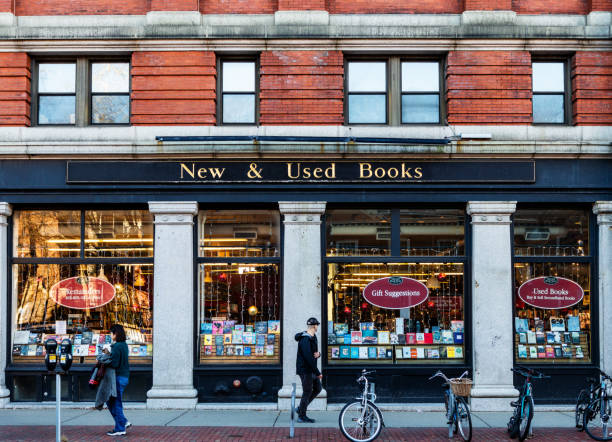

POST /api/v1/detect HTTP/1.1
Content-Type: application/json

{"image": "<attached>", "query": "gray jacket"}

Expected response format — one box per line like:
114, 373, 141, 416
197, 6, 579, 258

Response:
95, 352, 116, 408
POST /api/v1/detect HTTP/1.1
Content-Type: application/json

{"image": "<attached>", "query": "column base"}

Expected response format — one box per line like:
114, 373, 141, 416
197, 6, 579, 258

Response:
470, 385, 519, 411
146, 387, 198, 409
278, 385, 327, 411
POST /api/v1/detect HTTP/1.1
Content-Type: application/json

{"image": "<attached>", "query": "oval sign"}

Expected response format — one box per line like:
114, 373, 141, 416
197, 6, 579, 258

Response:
518, 276, 584, 309
363, 277, 429, 309
50, 276, 116, 310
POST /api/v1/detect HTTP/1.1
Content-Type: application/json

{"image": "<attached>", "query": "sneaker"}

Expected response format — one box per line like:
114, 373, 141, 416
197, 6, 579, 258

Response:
125, 422, 132, 429
106, 430, 126, 436
297, 416, 311, 423
304, 416, 316, 423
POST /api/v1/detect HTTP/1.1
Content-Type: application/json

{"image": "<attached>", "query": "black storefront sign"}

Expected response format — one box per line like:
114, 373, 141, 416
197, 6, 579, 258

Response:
66, 160, 535, 184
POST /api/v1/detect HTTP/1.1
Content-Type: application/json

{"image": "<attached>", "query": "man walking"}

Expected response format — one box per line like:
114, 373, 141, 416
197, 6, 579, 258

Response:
294, 317, 323, 423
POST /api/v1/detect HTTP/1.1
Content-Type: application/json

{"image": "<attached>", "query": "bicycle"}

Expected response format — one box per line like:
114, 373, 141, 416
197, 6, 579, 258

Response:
576, 376, 602, 431
429, 370, 472, 441
339, 369, 384, 442
582, 368, 612, 441
507, 365, 550, 441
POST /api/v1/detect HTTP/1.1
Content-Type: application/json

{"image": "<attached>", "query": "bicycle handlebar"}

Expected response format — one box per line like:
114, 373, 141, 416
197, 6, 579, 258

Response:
598, 368, 611, 380
511, 366, 550, 379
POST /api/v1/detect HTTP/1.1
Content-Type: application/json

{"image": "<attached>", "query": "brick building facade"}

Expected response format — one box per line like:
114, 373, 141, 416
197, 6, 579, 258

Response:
0, 2, 610, 410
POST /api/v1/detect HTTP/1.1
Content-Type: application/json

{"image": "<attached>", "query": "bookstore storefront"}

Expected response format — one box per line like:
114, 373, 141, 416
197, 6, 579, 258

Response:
0, 158, 610, 409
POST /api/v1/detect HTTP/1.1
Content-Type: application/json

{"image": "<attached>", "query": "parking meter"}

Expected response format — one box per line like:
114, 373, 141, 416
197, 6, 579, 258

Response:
44, 339, 58, 372
59, 339, 73, 372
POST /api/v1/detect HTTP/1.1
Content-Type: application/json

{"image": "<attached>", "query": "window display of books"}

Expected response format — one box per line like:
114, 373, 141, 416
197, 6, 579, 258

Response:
514, 315, 589, 362
199, 319, 280, 364
327, 321, 465, 364
12, 326, 153, 363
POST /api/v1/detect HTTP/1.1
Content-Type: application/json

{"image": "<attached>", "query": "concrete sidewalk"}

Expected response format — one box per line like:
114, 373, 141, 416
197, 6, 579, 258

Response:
0, 406, 577, 429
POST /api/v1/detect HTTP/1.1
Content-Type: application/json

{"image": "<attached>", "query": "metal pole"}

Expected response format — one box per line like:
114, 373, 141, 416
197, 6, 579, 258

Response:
56, 372, 61, 442
289, 382, 296, 438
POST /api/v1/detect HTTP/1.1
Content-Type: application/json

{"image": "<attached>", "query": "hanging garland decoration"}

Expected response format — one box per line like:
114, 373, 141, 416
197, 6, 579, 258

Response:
266, 265, 272, 320
259, 265, 264, 322
240, 268, 245, 324
273, 265, 279, 320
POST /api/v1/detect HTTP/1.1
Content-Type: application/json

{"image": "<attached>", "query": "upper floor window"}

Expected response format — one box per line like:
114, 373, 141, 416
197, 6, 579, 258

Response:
346, 58, 443, 125
34, 59, 130, 126
532, 61, 567, 124
219, 59, 257, 124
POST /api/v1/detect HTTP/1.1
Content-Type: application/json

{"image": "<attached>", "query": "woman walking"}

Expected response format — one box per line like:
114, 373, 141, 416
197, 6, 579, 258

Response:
106, 324, 131, 436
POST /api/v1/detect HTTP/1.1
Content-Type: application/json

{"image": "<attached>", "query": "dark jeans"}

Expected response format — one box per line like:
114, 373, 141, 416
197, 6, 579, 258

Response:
297, 373, 322, 417
107, 376, 129, 432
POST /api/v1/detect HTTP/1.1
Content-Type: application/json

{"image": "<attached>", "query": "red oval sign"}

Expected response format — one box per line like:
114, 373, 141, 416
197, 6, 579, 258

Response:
518, 276, 584, 309
50, 276, 116, 310
363, 277, 429, 309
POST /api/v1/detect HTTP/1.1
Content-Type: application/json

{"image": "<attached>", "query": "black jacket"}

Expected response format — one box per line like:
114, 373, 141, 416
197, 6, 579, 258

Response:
295, 332, 320, 376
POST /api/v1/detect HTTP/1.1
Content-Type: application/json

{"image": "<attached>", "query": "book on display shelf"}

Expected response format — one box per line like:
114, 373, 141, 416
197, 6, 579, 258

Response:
567, 316, 580, 332
13, 330, 30, 345
360, 322, 375, 332
255, 346, 264, 356
243, 332, 255, 344
575, 346, 584, 358
545, 346, 554, 358
571, 332, 581, 344
395, 348, 403, 359
340, 346, 350, 358
409, 347, 417, 359
402, 347, 411, 358
515, 317, 529, 333
453, 332, 464, 344
416, 348, 425, 359
563, 332, 571, 344
439, 346, 447, 358
235, 324, 245, 332
331, 347, 339, 359
535, 319, 545, 332
454, 346, 463, 359
561, 345, 572, 358
553, 332, 562, 344
403, 333, 412, 345
215, 335, 224, 346
351, 331, 363, 344
424, 333, 433, 344
537, 346, 546, 358
203, 334, 213, 345
527, 331, 536, 344
518, 345, 528, 358
447, 346, 455, 358
267, 334, 275, 345
536, 332, 546, 344
226, 346, 235, 356
268, 320, 280, 334
350, 347, 359, 359
368, 347, 377, 359
431, 348, 440, 359
549, 317, 565, 332
377, 331, 390, 344
451, 320, 464, 332
328, 334, 337, 345
254, 321, 267, 334
212, 321, 223, 335
334, 323, 349, 335
82, 331, 93, 345
328, 321, 334, 334
416, 333, 425, 344
12, 345, 21, 356
336, 334, 345, 344
244, 346, 252, 356
74, 334, 82, 345
378, 347, 387, 359
395, 318, 404, 335
546, 332, 555, 344
390, 333, 399, 344
223, 334, 232, 344
223, 321, 236, 334
245, 325, 254, 333
363, 329, 376, 338
204, 346, 213, 356
358, 347, 368, 359
554, 346, 563, 358
529, 346, 538, 358
232, 330, 243, 344
362, 335, 377, 345
441, 331, 454, 344
256, 334, 266, 346
432, 329, 441, 344
235, 345, 244, 356
518, 333, 527, 344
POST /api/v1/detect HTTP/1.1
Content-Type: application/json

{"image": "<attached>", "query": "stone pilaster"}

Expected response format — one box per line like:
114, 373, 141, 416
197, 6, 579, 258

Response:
0, 203, 12, 407
147, 201, 199, 409
277, 201, 327, 410
593, 202, 612, 376
467, 201, 519, 411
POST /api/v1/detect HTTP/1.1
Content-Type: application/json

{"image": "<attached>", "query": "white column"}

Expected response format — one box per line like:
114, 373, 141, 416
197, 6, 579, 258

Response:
467, 201, 519, 411
147, 201, 198, 409
593, 202, 612, 375
277, 201, 327, 411
0, 203, 12, 407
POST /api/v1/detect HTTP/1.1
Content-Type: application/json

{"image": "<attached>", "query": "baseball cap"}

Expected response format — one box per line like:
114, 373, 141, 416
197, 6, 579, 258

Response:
307, 317, 320, 325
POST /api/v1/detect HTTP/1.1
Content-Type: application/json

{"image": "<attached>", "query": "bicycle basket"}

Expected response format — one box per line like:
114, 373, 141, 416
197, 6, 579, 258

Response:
450, 378, 473, 397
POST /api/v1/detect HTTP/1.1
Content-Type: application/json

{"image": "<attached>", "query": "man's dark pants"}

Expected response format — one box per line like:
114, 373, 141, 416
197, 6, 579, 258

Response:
297, 373, 322, 417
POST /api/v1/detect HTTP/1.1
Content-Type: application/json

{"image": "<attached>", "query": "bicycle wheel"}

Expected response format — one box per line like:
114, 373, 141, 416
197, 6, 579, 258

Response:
455, 396, 472, 441
576, 389, 589, 430
518, 395, 534, 442
584, 398, 612, 441
339, 400, 383, 442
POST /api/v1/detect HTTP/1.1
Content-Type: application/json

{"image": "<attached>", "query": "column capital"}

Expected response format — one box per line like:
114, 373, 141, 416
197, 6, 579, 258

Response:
0, 203, 12, 218
593, 201, 612, 225
148, 201, 198, 225
279, 201, 326, 224
467, 201, 516, 225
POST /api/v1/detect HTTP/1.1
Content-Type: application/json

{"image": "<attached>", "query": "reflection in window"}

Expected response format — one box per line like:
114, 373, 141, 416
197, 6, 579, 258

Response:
85, 210, 153, 258
532, 62, 565, 124
400, 209, 464, 256
401, 62, 440, 123
199, 210, 280, 258
14, 211, 81, 258
91, 62, 130, 124
37, 63, 76, 125
514, 262, 591, 363
513, 209, 588, 256
221, 61, 256, 124
12, 263, 153, 364
327, 262, 465, 364
198, 263, 280, 364
326, 210, 392, 256
347, 62, 387, 124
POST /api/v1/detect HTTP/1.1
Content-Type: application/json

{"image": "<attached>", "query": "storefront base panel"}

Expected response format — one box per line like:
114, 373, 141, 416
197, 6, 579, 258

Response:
195, 368, 281, 403
324, 366, 471, 404
513, 366, 599, 405
6, 367, 152, 403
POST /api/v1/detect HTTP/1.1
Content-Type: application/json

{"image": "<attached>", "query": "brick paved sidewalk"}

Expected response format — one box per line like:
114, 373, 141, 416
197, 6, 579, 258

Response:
0, 426, 594, 441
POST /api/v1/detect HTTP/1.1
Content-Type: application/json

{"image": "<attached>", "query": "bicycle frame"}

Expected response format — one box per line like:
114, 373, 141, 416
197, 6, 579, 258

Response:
520, 380, 533, 416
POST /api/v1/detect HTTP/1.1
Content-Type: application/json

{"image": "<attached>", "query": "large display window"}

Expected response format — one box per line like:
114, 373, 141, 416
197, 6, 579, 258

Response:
197, 210, 281, 365
513, 209, 592, 364
325, 208, 466, 365
11, 210, 154, 365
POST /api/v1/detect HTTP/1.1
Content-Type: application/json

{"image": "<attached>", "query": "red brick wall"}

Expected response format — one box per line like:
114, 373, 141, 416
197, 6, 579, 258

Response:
511, 0, 589, 14
278, 0, 326, 10
259, 51, 343, 125
131, 51, 216, 125
572, 52, 612, 125
15, 0, 147, 15
465, 0, 511, 10
446, 51, 532, 125
0, 53, 30, 127
201, 0, 277, 14
591, 0, 612, 11
150, 0, 198, 11
329, 0, 462, 14
0, 0, 13, 12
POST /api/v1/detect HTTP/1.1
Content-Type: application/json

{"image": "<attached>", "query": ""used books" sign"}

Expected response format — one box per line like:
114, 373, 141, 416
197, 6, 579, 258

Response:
363, 276, 428, 309
518, 276, 584, 309
50, 276, 116, 310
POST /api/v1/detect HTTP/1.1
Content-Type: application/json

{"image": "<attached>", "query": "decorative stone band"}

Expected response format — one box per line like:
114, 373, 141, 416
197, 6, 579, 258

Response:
466, 201, 516, 225
593, 201, 612, 226
279, 201, 326, 225
0, 202, 12, 225
148, 201, 198, 225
